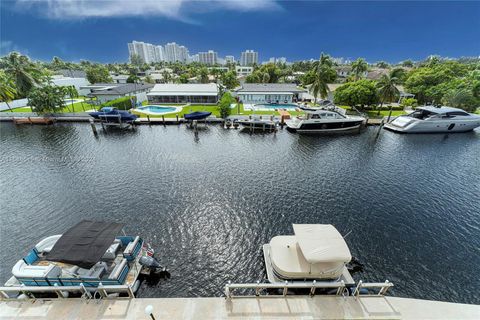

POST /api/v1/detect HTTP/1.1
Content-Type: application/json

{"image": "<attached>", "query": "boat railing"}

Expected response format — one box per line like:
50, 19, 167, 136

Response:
0, 283, 135, 301
224, 280, 393, 299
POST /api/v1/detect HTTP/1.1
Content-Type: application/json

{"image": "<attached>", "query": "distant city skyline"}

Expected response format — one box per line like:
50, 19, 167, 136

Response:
1, 1, 479, 63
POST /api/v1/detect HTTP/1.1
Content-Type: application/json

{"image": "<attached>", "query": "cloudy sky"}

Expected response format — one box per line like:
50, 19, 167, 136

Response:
1, 0, 479, 63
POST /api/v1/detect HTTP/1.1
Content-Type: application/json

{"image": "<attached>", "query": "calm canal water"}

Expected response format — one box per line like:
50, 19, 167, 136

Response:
0, 123, 479, 304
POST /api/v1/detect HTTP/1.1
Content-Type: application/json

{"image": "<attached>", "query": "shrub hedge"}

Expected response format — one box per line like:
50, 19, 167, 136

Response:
102, 96, 137, 111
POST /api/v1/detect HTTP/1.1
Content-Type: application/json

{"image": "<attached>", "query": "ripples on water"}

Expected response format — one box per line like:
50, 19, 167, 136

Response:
0, 123, 479, 303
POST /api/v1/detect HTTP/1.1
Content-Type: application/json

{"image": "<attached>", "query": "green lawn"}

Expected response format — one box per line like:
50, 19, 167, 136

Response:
2, 99, 97, 113
131, 103, 289, 118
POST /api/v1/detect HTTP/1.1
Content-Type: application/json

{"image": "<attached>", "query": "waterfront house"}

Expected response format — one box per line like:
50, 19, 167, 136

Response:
233, 83, 306, 104
147, 83, 220, 104
81, 83, 154, 104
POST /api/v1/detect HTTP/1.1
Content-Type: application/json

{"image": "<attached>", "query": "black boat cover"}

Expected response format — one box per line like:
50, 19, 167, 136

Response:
47, 220, 124, 269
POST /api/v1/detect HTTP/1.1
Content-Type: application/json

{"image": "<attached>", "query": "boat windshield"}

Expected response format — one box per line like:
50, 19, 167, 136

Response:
407, 109, 437, 120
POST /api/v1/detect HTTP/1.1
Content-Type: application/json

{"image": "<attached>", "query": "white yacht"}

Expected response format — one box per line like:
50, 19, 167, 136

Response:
286, 105, 365, 133
263, 224, 355, 285
384, 106, 480, 133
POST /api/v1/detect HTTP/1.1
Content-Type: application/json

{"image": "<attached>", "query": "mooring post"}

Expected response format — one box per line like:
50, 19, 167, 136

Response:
89, 119, 97, 135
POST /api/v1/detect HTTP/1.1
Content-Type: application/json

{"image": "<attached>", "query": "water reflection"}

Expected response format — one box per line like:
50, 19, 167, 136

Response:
0, 123, 479, 304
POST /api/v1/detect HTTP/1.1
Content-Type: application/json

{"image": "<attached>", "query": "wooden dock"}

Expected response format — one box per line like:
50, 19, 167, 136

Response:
0, 296, 478, 319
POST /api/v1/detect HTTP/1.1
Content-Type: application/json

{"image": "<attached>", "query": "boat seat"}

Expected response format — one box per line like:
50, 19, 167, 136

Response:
108, 258, 128, 280
77, 262, 107, 279
102, 240, 121, 260
12, 260, 62, 279
123, 236, 141, 260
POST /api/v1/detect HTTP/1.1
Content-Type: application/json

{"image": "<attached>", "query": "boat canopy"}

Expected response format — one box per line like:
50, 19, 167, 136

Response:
292, 224, 351, 263
47, 220, 124, 269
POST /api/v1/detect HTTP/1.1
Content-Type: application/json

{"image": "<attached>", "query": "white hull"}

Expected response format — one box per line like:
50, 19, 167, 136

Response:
262, 244, 354, 285
384, 118, 480, 133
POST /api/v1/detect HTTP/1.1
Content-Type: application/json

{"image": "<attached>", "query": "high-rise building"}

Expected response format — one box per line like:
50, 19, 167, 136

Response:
128, 41, 165, 63
164, 42, 189, 63
198, 50, 218, 65
225, 55, 235, 64
268, 57, 287, 64
240, 50, 258, 66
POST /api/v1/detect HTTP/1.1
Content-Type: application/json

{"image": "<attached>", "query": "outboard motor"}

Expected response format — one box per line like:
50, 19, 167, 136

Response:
139, 256, 166, 275
346, 256, 364, 274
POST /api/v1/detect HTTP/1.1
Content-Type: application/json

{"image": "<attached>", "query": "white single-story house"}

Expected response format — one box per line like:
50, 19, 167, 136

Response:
51, 75, 90, 96
233, 83, 306, 104
80, 83, 154, 104
147, 84, 220, 105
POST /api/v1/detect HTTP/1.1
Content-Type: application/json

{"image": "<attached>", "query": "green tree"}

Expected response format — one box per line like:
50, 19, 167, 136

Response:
305, 54, 336, 104
351, 58, 368, 80
376, 61, 390, 69
130, 54, 143, 67
143, 75, 154, 84
389, 67, 407, 84
0, 52, 44, 98
402, 60, 414, 68
0, 70, 17, 112
162, 70, 172, 83
27, 85, 66, 114
220, 70, 239, 89
217, 92, 233, 119
86, 65, 112, 84
199, 68, 209, 83
51, 56, 65, 70
442, 88, 478, 113
400, 97, 418, 109
404, 61, 469, 104
377, 74, 400, 120
334, 80, 379, 110
178, 74, 189, 84
245, 73, 261, 83
127, 74, 140, 83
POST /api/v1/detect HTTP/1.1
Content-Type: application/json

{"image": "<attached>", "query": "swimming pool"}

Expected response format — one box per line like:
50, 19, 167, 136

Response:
134, 105, 182, 115
244, 103, 299, 111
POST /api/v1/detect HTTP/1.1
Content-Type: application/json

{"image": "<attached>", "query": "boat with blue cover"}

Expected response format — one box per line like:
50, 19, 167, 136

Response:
184, 111, 212, 121
3, 220, 165, 298
89, 107, 138, 123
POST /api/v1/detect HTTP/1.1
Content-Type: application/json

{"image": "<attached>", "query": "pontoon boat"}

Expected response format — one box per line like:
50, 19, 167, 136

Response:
4, 220, 164, 298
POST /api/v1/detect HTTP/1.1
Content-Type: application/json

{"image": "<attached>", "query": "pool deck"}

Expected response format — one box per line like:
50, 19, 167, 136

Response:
0, 296, 478, 319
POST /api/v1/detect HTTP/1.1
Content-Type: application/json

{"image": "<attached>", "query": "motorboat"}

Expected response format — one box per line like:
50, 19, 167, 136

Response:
263, 224, 355, 285
184, 111, 212, 121
238, 117, 278, 131
89, 107, 138, 123
384, 106, 480, 133
4, 220, 165, 298
286, 104, 365, 133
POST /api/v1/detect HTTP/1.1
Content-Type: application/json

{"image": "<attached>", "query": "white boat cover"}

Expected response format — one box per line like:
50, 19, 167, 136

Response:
293, 224, 351, 263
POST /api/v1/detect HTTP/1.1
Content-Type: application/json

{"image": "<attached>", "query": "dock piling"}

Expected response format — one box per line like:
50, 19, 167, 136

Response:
89, 119, 98, 136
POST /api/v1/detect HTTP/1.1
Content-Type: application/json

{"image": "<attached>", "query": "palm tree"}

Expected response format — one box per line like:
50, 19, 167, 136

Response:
64, 86, 79, 112
162, 70, 172, 83
1, 52, 43, 98
351, 58, 368, 80
377, 74, 400, 121
307, 54, 335, 104
0, 71, 17, 112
